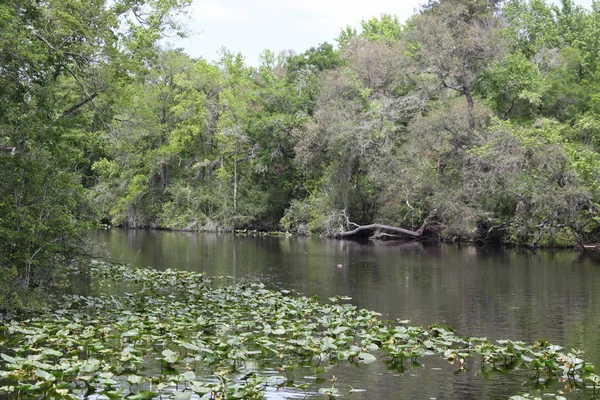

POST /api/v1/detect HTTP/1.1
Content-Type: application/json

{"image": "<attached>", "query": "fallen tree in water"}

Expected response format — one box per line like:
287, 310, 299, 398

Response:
333, 211, 433, 240
334, 223, 427, 239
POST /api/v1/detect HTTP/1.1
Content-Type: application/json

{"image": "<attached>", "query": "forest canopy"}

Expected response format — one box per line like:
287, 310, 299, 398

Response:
3, 0, 600, 308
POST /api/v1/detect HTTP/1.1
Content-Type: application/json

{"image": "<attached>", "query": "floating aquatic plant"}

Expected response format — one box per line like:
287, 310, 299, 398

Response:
0, 262, 597, 399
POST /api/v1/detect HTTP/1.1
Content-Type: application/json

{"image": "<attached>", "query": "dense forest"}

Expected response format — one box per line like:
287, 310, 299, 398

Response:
4, 0, 600, 307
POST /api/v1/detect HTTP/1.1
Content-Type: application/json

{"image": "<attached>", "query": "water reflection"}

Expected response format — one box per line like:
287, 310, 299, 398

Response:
90, 229, 600, 399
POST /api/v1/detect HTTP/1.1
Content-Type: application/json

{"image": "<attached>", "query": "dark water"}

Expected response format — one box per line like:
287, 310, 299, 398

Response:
90, 229, 600, 399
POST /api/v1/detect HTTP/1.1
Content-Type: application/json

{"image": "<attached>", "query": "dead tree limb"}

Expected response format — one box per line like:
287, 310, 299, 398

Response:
370, 232, 405, 240
0, 145, 16, 155
335, 222, 427, 239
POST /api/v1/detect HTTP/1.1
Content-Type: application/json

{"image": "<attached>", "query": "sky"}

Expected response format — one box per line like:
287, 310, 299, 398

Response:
164, 0, 595, 67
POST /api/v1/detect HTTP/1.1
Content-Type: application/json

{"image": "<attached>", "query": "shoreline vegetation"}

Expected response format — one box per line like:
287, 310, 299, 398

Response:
1, 262, 599, 399
83, 0, 600, 251
97, 225, 600, 251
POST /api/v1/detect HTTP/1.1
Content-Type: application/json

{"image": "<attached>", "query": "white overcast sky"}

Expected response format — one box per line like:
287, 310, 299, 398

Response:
164, 0, 595, 66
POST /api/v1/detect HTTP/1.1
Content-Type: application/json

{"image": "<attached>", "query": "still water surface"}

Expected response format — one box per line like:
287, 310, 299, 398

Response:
91, 229, 600, 399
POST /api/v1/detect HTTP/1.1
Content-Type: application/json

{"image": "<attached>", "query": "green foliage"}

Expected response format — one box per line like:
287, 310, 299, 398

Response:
0, 0, 193, 309
502, 0, 562, 58
280, 199, 311, 234
478, 53, 548, 119
336, 26, 358, 49
286, 43, 345, 73
337, 13, 405, 47
90, 45, 310, 231
360, 14, 404, 43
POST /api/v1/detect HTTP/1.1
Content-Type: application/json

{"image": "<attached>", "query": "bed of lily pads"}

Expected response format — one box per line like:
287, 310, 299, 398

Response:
0, 262, 599, 399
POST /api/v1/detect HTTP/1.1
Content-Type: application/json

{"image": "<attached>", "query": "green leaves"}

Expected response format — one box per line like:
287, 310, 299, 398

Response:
1, 354, 16, 364
159, 349, 179, 364
0, 0, 195, 312
0, 262, 590, 400
34, 369, 55, 382
360, 14, 404, 43
357, 352, 377, 364
80, 358, 101, 373
479, 53, 548, 119
126, 374, 144, 385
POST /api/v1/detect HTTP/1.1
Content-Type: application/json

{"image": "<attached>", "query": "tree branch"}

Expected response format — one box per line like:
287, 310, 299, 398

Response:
0, 145, 16, 155
335, 222, 428, 239
61, 92, 99, 117
34, 33, 92, 62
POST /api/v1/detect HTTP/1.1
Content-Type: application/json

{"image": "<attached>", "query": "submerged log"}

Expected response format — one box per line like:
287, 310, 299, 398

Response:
335, 223, 426, 240
370, 232, 405, 240
583, 243, 600, 251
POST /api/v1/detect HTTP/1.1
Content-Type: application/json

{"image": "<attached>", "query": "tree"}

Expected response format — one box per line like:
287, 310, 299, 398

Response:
422, 0, 502, 19
409, 1, 506, 111
285, 43, 344, 116
580, 1, 600, 75
337, 14, 404, 49
0, 0, 190, 310
93, 49, 224, 229
467, 118, 599, 246
360, 14, 404, 43
288, 37, 419, 235
478, 52, 548, 120
502, 0, 561, 58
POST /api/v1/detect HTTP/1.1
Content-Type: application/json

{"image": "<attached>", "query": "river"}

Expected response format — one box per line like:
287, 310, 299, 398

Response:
90, 229, 600, 399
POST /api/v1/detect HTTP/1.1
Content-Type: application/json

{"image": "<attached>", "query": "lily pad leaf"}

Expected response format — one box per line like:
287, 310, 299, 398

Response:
358, 352, 377, 364
126, 375, 144, 385
189, 382, 212, 395
122, 329, 139, 338
172, 391, 192, 399
104, 389, 124, 399
35, 369, 55, 382
41, 349, 63, 357
126, 391, 157, 400
180, 371, 196, 381
331, 326, 350, 335
0, 354, 16, 364
81, 358, 101, 373
161, 349, 179, 364
178, 342, 200, 351
33, 361, 53, 370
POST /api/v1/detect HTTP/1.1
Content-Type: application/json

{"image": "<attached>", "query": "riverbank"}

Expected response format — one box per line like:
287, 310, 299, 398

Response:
97, 224, 599, 251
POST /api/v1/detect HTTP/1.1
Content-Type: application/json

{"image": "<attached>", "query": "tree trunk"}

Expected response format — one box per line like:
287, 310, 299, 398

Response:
335, 222, 427, 239
463, 86, 475, 130
233, 151, 238, 213
464, 86, 474, 109
160, 162, 168, 188
128, 205, 137, 228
